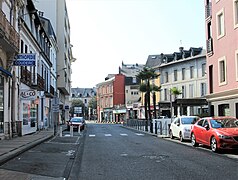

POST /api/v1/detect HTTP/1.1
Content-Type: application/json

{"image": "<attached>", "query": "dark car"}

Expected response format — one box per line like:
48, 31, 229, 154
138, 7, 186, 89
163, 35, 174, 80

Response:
191, 116, 238, 152
67, 117, 86, 131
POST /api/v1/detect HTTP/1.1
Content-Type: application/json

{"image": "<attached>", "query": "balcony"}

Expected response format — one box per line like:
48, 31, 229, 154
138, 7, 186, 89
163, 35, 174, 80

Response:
0, 9, 20, 53
20, 68, 32, 86
206, 38, 213, 55
205, 3, 212, 19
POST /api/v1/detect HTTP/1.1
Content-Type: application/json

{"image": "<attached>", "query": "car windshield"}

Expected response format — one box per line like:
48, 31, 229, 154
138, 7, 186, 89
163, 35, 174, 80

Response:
210, 118, 238, 128
71, 118, 83, 122
181, 117, 198, 124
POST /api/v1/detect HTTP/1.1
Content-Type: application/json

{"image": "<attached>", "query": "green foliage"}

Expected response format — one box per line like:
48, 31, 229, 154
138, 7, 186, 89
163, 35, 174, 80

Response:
88, 97, 97, 109
70, 99, 85, 114
170, 87, 182, 98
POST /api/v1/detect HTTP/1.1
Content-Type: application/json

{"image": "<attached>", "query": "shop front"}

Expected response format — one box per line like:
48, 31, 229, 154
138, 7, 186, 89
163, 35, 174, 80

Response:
20, 88, 38, 135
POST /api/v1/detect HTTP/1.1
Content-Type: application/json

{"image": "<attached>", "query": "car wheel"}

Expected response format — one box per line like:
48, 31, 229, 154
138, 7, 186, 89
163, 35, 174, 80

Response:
169, 130, 174, 139
179, 132, 184, 142
211, 137, 218, 152
191, 133, 198, 147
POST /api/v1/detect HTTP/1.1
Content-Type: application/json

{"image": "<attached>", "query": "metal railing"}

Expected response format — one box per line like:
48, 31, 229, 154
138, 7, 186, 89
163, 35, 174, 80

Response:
124, 118, 172, 136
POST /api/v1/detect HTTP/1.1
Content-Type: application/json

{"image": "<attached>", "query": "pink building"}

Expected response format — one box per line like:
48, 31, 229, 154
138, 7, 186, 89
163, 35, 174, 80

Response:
205, 0, 238, 116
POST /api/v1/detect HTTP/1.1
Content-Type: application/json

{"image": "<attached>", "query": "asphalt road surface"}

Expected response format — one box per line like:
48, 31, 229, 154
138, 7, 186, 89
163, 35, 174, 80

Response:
78, 123, 238, 180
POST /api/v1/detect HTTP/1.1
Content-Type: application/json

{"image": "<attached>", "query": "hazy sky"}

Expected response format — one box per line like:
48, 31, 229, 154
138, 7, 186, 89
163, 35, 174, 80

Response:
66, 0, 205, 88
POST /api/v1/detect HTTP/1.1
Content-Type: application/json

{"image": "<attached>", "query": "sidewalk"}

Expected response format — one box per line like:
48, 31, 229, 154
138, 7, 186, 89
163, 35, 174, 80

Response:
0, 129, 54, 166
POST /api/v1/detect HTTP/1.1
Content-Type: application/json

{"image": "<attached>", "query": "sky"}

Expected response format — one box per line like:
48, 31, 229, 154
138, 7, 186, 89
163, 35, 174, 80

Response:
66, 0, 206, 88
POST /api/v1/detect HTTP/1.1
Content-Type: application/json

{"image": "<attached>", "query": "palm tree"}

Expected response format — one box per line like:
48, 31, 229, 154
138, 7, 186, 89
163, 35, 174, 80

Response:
137, 67, 160, 133
170, 87, 182, 121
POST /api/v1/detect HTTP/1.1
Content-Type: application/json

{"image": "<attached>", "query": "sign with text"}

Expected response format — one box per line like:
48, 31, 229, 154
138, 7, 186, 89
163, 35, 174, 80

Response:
74, 107, 82, 113
13, 53, 36, 66
20, 89, 37, 100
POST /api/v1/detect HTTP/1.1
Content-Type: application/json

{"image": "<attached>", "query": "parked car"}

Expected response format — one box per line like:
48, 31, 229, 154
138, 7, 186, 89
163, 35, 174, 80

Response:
169, 116, 199, 142
191, 116, 238, 152
67, 117, 86, 131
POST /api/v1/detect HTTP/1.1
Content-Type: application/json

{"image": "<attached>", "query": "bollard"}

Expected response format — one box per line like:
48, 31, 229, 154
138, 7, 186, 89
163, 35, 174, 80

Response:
70, 126, 73, 137
78, 125, 81, 134
155, 120, 158, 134
60, 127, 63, 137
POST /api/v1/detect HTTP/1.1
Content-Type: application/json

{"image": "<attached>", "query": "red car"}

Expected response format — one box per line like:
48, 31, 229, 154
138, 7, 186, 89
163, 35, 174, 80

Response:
190, 116, 238, 152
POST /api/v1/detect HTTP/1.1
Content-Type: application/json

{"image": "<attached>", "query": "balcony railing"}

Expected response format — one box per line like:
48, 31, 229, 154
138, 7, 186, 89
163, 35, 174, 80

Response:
37, 74, 45, 91
21, 68, 32, 86
206, 38, 213, 55
0, 9, 20, 52
205, 3, 212, 19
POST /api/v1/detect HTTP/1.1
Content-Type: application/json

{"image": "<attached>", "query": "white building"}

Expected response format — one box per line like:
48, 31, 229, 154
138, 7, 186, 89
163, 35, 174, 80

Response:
158, 47, 208, 117
35, 0, 75, 124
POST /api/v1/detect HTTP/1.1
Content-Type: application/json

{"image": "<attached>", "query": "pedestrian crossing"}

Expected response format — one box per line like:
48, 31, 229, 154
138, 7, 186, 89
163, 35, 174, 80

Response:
88, 133, 145, 137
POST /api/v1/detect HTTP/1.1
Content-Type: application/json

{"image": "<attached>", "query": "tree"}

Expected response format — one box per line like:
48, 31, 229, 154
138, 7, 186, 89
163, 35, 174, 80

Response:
70, 99, 85, 117
170, 87, 182, 120
88, 97, 97, 110
137, 67, 160, 133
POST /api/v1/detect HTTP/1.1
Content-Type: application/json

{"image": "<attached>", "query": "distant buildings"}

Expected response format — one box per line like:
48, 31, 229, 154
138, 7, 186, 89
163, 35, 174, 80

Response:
71, 87, 97, 119
205, 0, 238, 117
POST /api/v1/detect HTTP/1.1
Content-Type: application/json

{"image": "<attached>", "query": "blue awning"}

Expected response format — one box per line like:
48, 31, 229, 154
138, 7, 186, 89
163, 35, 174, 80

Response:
0, 67, 12, 77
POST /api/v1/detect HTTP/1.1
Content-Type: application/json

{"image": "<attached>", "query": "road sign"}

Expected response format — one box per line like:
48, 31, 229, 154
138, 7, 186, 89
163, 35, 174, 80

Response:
74, 107, 82, 113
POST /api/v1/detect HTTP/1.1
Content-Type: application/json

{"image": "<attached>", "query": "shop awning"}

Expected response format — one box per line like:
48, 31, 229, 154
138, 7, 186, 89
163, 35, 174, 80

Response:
0, 67, 12, 77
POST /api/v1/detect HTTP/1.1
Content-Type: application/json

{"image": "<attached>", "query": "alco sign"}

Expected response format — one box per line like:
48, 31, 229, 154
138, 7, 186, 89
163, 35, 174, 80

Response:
13, 53, 36, 66
20, 89, 37, 100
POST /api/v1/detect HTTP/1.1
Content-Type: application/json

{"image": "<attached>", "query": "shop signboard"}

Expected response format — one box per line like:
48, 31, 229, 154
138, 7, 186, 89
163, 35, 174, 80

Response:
20, 89, 37, 100
13, 53, 36, 66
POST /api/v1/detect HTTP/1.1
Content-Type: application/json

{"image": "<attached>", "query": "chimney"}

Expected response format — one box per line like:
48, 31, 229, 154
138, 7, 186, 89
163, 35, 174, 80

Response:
179, 47, 184, 53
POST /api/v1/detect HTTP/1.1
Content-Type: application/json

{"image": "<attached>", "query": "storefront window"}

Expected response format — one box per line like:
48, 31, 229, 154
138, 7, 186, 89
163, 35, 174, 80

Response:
23, 101, 37, 127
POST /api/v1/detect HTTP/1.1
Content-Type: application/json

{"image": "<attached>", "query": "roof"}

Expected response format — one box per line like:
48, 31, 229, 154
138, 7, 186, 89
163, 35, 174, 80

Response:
119, 62, 144, 77
71, 88, 96, 98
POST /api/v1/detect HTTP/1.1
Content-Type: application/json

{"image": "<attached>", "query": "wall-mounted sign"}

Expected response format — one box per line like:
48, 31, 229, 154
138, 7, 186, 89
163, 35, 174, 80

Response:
13, 53, 36, 66
20, 89, 37, 100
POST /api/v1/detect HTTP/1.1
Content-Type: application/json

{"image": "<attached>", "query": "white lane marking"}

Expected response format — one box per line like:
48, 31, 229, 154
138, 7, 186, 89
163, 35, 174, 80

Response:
120, 133, 128, 136
105, 134, 112, 137
64, 134, 71, 137
89, 134, 96, 137
120, 153, 128, 156
136, 133, 144, 136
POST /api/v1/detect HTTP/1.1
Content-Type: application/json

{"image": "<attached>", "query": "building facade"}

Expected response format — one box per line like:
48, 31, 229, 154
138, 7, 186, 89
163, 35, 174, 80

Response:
96, 74, 125, 123
71, 87, 97, 119
205, 0, 238, 117
119, 62, 144, 119
154, 47, 208, 117
0, 0, 20, 139
35, 0, 75, 124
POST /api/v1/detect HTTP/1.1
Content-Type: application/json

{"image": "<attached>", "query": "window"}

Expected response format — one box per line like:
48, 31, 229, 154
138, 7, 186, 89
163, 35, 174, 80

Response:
201, 83, 206, 97
182, 86, 185, 98
164, 89, 168, 101
165, 72, 168, 83
174, 70, 177, 81
216, 8, 225, 39
182, 68, 185, 80
190, 66, 194, 79
132, 77, 137, 83
202, 63, 206, 77
234, 0, 238, 28
218, 56, 227, 85
236, 50, 238, 81
189, 84, 194, 98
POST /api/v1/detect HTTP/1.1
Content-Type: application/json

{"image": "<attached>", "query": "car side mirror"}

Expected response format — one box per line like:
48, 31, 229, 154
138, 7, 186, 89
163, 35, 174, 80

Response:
176, 123, 180, 126
204, 124, 210, 130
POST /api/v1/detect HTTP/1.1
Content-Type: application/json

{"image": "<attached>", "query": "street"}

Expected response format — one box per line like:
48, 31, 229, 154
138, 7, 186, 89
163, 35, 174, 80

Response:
0, 123, 238, 180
